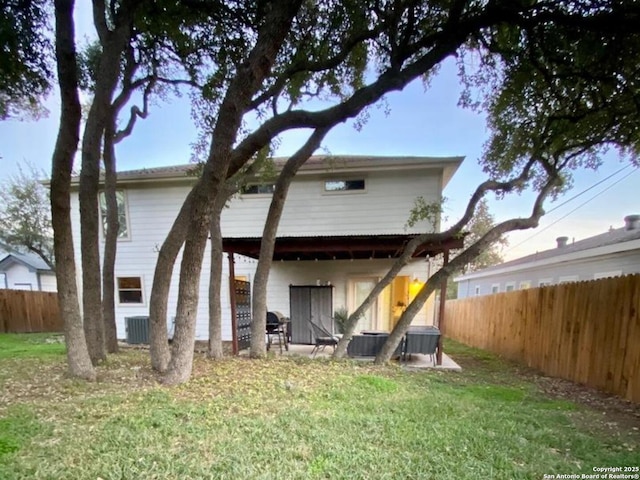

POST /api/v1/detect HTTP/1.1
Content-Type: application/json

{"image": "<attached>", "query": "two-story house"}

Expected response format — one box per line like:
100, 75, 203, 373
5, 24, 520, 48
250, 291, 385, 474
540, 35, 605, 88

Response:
70, 155, 463, 343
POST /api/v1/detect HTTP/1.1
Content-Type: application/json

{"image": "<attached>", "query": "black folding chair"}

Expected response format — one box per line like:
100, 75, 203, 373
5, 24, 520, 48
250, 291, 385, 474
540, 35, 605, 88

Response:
308, 317, 339, 357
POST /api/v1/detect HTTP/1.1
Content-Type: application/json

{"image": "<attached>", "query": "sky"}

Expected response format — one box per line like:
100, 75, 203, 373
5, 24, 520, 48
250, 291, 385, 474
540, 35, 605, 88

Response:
1, 6, 638, 262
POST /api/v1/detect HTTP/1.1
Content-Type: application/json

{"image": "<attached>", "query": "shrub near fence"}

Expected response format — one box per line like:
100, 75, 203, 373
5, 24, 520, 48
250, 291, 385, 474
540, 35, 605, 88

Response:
0, 289, 63, 333
445, 274, 640, 403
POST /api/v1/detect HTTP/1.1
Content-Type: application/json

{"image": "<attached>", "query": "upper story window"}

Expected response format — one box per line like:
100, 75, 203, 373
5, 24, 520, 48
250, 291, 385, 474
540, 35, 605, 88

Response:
241, 183, 275, 195
99, 190, 129, 239
324, 179, 365, 192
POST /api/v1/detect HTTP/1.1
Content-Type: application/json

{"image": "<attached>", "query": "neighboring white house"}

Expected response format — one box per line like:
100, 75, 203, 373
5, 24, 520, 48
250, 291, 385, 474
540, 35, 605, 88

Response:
69, 155, 463, 341
0, 247, 57, 291
455, 214, 640, 298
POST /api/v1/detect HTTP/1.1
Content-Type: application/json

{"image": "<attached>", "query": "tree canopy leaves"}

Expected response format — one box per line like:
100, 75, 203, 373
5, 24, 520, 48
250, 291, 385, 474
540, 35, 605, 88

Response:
0, 0, 52, 119
0, 164, 54, 269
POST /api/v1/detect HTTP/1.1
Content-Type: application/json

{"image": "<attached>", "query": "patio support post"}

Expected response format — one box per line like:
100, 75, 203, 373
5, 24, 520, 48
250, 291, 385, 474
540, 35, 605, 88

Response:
228, 251, 239, 355
436, 248, 449, 365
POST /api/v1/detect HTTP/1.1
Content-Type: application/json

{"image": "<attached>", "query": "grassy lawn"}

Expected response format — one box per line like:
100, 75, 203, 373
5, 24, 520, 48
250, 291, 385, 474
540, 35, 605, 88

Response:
0, 334, 638, 479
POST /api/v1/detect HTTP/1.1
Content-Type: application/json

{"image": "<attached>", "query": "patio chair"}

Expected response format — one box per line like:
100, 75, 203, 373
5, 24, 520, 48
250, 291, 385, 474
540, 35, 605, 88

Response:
266, 311, 288, 353
308, 317, 339, 358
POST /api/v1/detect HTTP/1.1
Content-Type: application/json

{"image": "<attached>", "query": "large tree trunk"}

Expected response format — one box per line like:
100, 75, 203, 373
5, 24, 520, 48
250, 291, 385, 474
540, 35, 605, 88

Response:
101, 122, 119, 353
79, 116, 106, 364
160, 2, 303, 384
51, 0, 95, 381
148, 191, 193, 372
207, 193, 227, 360
79, 1, 136, 364
249, 128, 328, 357
162, 182, 216, 385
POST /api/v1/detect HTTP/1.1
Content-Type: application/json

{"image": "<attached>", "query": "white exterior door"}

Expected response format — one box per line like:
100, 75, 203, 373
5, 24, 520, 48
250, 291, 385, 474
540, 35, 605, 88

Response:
349, 277, 379, 332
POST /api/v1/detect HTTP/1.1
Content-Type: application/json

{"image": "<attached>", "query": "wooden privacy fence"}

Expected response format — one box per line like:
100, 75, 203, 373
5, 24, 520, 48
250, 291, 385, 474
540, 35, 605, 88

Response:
0, 289, 63, 333
445, 274, 640, 403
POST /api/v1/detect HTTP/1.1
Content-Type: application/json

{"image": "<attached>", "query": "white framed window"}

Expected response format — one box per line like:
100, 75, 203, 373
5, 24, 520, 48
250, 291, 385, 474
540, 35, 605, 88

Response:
474, 285, 481, 296
519, 280, 531, 290
559, 275, 578, 284
99, 190, 130, 240
324, 179, 366, 193
491, 284, 500, 294
240, 183, 275, 195
117, 276, 144, 304
0, 273, 6, 288
538, 278, 553, 287
593, 271, 622, 280
505, 282, 515, 292
14, 283, 32, 291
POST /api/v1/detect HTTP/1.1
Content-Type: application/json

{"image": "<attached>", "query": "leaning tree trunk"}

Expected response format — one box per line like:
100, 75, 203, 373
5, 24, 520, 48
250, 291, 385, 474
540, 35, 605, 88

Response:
101, 122, 119, 353
162, 182, 217, 385
249, 128, 328, 358
51, 0, 95, 381
332, 234, 423, 358
148, 191, 194, 372
160, 2, 302, 385
373, 177, 559, 364
208, 193, 227, 360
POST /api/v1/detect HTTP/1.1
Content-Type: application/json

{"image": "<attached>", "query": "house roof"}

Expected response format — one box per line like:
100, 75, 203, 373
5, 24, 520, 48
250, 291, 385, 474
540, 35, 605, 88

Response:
68, 155, 464, 189
0, 249, 52, 272
223, 233, 465, 261
455, 220, 640, 282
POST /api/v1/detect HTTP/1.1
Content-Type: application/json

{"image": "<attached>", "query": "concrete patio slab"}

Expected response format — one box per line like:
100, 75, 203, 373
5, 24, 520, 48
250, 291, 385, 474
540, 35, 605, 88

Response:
273, 343, 462, 371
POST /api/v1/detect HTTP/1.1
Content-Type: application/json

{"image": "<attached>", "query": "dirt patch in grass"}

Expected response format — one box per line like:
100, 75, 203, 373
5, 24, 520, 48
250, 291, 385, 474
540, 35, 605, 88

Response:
0, 349, 158, 415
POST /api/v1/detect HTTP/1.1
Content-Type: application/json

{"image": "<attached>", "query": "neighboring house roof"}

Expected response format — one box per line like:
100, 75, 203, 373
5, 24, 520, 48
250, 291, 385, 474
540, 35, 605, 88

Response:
67, 155, 464, 188
0, 249, 52, 273
455, 215, 640, 282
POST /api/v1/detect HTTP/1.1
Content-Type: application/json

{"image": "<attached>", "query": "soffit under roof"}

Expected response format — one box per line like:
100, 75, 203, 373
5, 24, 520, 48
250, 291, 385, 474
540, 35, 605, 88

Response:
222, 234, 464, 261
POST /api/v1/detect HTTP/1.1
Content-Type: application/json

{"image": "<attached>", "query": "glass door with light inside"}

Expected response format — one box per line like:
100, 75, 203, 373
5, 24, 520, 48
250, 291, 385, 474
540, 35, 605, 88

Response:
349, 277, 379, 332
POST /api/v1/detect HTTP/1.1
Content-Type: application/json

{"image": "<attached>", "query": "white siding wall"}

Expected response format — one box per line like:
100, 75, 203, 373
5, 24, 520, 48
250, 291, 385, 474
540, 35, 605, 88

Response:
221, 169, 442, 236
71, 187, 257, 341
5, 263, 37, 290
70, 166, 444, 340
456, 249, 640, 298
267, 259, 436, 326
0, 263, 56, 291
39, 273, 57, 292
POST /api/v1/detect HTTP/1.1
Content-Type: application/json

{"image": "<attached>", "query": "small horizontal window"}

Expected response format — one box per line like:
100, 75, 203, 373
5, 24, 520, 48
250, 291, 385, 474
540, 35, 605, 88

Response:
324, 179, 365, 192
117, 277, 143, 304
241, 184, 275, 194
